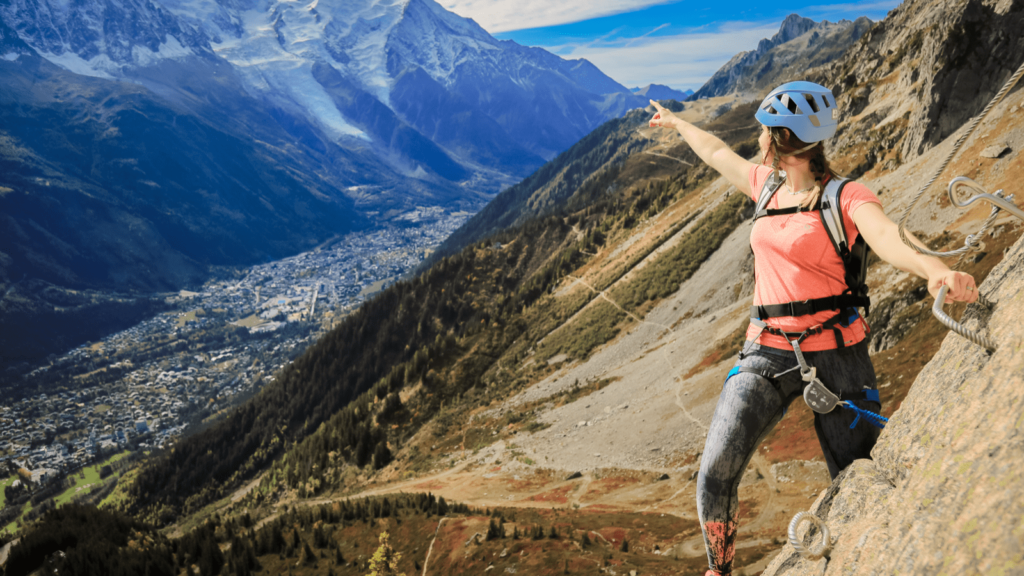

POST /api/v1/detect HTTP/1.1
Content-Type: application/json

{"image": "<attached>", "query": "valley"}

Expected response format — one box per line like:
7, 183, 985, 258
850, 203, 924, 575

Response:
0, 212, 469, 535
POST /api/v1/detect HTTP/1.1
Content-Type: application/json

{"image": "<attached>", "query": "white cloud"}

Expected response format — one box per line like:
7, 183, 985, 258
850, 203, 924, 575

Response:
438, 0, 675, 33
556, 23, 779, 90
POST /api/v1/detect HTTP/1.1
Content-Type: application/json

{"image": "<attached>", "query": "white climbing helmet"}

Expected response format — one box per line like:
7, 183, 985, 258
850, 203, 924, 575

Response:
755, 81, 839, 143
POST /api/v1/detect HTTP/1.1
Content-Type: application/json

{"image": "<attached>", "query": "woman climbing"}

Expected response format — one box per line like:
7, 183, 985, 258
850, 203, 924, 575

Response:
647, 82, 979, 576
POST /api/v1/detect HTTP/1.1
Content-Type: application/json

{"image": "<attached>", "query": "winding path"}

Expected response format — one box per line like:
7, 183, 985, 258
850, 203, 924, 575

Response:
421, 517, 449, 576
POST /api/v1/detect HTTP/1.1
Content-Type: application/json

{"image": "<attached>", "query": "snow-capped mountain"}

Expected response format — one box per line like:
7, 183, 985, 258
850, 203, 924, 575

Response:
1, 0, 643, 174
0, 0, 645, 357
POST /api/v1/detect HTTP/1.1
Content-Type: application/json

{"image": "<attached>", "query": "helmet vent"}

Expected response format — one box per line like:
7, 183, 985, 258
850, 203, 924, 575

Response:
780, 94, 800, 114
804, 94, 820, 113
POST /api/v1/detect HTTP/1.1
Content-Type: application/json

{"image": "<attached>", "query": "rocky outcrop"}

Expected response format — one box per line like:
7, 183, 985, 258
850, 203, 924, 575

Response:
817, 0, 1024, 165
763, 229, 1024, 575
690, 15, 869, 99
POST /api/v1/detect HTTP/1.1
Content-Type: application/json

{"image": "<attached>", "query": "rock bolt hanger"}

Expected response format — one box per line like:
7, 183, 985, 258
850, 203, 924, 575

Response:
896, 58, 1024, 352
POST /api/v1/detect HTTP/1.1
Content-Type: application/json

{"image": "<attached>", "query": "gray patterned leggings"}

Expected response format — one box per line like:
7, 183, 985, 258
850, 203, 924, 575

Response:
696, 340, 880, 575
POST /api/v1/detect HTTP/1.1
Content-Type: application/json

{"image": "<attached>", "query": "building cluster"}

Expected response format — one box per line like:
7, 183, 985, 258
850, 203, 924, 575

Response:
1, 214, 469, 492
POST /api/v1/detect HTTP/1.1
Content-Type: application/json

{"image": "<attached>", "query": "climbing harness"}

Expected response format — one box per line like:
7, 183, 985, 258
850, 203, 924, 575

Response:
742, 173, 886, 428
788, 511, 832, 560
731, 323, 888, 429
896, 58, 1024, 352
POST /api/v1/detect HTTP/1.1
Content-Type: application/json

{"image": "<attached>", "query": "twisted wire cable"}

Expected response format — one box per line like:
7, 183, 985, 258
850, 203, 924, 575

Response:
897, 58, 1024, 258
932, 285, 997, 352
788, 512, 831, 560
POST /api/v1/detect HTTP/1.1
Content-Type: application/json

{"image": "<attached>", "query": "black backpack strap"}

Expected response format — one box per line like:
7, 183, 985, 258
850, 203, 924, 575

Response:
819, 177, 872, 316
753, 205, 817, 219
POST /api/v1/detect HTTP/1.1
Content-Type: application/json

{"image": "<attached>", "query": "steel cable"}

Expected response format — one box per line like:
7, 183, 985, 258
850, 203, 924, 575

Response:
897, 58, 1024, 258
932, 285, 997, 352
788, 511, 831, 560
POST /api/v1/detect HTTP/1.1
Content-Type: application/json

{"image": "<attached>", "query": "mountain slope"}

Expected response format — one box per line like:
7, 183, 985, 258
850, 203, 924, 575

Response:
118, 98, 764, 521
810, 0, 1024, 164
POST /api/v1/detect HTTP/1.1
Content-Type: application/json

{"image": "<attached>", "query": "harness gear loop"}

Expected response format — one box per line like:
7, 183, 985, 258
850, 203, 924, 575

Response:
788, 511, 832, 560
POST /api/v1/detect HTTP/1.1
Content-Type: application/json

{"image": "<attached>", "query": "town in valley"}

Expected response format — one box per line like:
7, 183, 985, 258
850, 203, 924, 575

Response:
0, 210, 470, 532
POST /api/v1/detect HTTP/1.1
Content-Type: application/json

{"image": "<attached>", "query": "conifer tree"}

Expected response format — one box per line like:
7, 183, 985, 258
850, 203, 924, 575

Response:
367, 531, 405, 576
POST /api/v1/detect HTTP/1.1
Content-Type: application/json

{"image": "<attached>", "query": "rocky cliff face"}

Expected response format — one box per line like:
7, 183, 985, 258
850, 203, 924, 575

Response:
816, 0, 1024, 166
764, 224, 1024, 575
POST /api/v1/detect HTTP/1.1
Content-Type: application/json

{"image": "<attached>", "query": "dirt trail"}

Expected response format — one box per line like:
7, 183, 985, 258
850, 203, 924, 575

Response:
421, 517, 448, 576
643, 150, 694, 167
567, 473, 594, 509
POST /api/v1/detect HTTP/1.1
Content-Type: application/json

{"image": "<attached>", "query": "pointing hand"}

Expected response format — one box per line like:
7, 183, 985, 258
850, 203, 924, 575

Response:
648, 100, 679, 130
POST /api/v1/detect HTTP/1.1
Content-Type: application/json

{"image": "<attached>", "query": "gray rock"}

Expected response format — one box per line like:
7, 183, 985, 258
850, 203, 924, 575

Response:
762, 229, 1024, 575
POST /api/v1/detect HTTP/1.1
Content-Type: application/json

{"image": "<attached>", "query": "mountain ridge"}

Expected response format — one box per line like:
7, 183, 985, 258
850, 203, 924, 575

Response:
691, 14, 872, 100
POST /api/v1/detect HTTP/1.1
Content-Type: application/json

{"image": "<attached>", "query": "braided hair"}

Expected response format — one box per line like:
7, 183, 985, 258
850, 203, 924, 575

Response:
764, 127, 839, 208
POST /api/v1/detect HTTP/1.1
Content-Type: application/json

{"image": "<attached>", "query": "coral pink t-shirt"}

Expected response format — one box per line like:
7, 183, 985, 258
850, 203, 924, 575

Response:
745, 165, 881, 351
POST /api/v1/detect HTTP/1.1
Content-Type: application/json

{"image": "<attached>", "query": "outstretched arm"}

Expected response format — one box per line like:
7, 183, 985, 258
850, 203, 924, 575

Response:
852, 202, 978, 303
648, 100, 756, 196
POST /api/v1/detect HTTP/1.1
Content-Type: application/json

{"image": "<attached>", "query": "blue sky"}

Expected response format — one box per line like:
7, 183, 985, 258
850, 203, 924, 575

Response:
439, 0, 903, 91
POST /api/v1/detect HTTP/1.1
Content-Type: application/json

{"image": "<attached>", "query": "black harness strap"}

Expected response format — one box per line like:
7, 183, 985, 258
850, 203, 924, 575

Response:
727, 366, 786, 404
753, 205, 816, 220
751, 294, 869, 321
